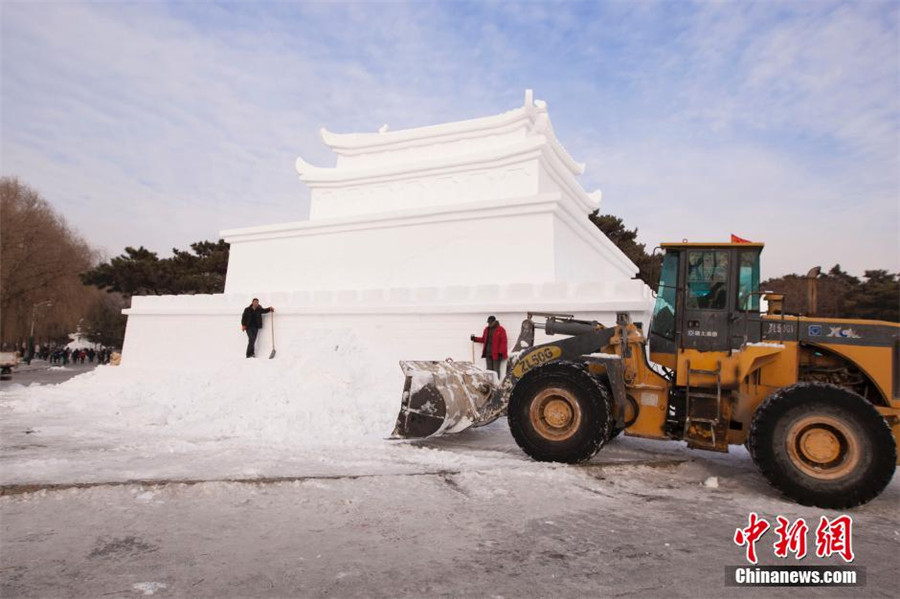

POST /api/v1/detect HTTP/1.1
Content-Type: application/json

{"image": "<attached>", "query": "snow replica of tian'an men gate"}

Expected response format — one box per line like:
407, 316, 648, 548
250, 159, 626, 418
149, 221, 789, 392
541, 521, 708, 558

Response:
121, 91, 652, 369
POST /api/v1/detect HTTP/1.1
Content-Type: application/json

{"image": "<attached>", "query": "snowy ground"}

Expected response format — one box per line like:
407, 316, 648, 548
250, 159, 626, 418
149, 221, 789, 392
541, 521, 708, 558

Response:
1, 338, 899, 598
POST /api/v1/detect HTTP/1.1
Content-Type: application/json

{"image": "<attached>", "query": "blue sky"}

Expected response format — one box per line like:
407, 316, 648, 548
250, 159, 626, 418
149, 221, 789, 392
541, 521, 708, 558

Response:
2, 1, 898, 277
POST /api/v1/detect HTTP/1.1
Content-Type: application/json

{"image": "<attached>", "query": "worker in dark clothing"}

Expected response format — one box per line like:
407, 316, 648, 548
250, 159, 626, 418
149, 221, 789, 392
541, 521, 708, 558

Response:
241, 298, 275, 358
471, 315, 508, 377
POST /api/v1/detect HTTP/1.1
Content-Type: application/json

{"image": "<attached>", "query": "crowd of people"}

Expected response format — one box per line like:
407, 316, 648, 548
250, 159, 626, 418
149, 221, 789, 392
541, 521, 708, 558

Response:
43, 346, 114, 365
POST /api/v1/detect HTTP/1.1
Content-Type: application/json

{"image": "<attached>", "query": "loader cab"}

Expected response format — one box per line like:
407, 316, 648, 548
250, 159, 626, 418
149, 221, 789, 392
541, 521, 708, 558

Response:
649, 242, 764, 361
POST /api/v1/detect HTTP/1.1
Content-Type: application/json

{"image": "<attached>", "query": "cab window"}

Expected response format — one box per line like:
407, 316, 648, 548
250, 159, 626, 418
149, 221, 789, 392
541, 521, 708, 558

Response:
737, 251, 760, 311
686, 250, 729, 310
651, 251, 678, 340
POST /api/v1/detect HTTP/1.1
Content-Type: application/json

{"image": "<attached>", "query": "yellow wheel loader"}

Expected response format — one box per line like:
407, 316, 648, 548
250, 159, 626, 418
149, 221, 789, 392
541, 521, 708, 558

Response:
392, 242, 899, 508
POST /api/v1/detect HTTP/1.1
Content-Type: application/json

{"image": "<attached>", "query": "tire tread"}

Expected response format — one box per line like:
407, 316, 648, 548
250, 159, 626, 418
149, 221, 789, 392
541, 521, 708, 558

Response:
508, 362, 612, 464
748, 382, 895, 509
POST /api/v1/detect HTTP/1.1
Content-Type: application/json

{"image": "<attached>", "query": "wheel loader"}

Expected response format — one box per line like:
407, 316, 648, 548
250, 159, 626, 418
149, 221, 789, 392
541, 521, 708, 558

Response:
391, 242, 899, 508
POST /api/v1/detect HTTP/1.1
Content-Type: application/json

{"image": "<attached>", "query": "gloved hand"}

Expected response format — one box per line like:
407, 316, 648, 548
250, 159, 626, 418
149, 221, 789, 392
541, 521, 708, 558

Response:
470, 335, 476, 342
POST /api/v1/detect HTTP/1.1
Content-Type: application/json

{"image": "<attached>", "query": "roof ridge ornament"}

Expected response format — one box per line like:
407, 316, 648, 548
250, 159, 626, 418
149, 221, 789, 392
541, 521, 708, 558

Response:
295, 155, 314, 176
524, 88, 548, 117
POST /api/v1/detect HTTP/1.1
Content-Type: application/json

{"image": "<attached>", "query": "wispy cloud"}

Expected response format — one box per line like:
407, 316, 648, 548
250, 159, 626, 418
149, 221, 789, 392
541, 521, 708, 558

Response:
1, 1, 897, 276
555, 2, 899, 275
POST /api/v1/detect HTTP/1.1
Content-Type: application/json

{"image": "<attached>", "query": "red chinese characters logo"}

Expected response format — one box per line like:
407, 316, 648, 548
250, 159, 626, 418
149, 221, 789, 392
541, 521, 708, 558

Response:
773, 516, 808, 559
734, 514, 854, 563
815, 515, 854, 563
734, 512, 770, 564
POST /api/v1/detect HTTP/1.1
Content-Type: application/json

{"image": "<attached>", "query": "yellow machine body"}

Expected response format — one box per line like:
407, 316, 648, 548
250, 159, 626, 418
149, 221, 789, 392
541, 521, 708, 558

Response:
615, 246, 900, 459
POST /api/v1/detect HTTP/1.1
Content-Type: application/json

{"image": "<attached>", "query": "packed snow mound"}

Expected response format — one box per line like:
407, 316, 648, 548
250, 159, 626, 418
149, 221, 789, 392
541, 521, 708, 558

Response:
65, 331, 100, 351
5, 330, 404, 447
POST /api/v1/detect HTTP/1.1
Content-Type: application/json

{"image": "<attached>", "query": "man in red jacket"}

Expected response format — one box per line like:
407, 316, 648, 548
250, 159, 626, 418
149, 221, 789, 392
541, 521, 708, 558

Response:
471, 315, 508, 377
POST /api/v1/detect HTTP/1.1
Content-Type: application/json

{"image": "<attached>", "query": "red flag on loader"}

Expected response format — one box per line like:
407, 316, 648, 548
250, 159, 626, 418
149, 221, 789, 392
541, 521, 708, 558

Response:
731, 234, 752, 243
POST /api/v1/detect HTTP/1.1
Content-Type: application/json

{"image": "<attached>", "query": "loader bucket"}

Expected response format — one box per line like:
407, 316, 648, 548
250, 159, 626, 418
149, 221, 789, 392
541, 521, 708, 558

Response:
390, 360, 503, 439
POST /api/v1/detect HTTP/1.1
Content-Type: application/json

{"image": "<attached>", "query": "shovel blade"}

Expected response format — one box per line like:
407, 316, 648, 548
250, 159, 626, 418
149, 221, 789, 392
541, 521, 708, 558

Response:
390, 360, 502, 439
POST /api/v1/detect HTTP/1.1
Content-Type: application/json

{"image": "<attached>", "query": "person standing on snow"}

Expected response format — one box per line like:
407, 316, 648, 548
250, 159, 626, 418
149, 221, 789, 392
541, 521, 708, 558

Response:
471, 315, 508, 377
241, 298, 275, 358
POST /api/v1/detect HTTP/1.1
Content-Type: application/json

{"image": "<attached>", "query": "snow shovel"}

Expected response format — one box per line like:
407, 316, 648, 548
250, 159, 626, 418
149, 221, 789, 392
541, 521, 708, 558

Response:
390, 360, 503, 439
269, 311, 276, 359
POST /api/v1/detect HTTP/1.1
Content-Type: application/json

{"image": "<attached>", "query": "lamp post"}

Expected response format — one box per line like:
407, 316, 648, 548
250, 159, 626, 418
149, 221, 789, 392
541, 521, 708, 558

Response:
28, 300, 52, 364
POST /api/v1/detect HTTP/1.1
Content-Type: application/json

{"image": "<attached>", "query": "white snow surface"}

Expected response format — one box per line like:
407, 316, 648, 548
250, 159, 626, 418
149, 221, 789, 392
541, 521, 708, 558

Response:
132, 582, 168, 596
6, 330, 400, 447
5, 325, 900, 597
4, 328, 557, 486
405, 369, 434, 397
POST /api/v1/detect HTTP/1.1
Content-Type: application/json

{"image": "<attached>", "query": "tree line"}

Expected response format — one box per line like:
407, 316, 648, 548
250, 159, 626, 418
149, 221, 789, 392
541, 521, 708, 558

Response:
80, 240, 229, 296
762, 266, 898, 322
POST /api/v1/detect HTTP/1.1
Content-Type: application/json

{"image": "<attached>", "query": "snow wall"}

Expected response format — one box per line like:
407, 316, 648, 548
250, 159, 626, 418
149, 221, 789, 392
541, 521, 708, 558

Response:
123, 283, 651, 370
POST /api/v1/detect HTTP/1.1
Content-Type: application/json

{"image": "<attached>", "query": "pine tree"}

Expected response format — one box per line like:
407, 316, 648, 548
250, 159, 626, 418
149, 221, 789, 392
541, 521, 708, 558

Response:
844, 270, 899, 322
588, 211, 662, 290
81, 240, 229, 296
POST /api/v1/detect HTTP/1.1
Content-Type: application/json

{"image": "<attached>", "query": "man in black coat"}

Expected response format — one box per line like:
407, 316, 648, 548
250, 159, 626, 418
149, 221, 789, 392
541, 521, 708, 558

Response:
241, 298, 275, 358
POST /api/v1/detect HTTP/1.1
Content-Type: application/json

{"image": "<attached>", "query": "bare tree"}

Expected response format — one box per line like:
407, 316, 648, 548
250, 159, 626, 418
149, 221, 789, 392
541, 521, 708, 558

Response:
0, 177, 100, 349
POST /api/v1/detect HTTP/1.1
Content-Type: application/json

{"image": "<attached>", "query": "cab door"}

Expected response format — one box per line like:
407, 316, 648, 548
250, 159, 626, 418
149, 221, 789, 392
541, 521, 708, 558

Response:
680, 249, 732, 352
649, 250, 679, 357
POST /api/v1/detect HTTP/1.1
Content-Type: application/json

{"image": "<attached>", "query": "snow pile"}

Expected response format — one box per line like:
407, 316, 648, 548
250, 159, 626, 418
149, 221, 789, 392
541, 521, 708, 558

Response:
5, 330, 404, 447
65, 331, 100, 351
133, 582, 167, 596
703, 476, 719, 488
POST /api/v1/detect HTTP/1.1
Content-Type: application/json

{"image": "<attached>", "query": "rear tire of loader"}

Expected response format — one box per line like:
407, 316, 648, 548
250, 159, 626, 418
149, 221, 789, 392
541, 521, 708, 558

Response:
749, 383, 896, 509
508, 362, 612, 464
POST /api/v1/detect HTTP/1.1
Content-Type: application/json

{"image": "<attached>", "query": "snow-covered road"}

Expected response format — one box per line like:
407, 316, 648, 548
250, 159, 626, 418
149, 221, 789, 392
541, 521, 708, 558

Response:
1, 345, 898, 597
3, 447, 898, 598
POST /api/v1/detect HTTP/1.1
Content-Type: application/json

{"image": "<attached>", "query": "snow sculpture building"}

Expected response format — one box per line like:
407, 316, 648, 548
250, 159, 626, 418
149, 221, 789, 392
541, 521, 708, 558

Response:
122, 91, 652, 370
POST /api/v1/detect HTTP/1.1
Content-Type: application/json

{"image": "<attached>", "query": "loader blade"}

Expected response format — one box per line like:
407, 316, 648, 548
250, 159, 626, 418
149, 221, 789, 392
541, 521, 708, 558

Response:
390, 360, 502, 439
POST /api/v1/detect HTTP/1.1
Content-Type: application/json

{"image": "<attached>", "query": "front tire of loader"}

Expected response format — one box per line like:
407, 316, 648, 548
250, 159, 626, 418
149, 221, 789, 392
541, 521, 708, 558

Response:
749, 383, 896, 509
508, 362, 613, 464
